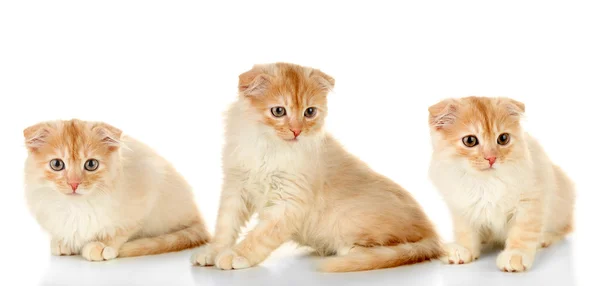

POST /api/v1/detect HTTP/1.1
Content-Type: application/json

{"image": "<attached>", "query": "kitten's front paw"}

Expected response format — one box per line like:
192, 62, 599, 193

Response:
496, 249, 534, 272
51, 239, 77, 256
440, 243, 478, 264
214, 249, 251, 270
191, 245, 219, 266
81, 242, 118, 262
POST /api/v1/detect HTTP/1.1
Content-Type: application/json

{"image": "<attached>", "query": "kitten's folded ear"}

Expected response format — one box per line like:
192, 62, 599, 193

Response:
310, 69, 335, 92
23, 123, 51, 152
428, 99, 459, 130
503, 98, 525, 116
93, 123, 122, 151
238, 66, 271, 96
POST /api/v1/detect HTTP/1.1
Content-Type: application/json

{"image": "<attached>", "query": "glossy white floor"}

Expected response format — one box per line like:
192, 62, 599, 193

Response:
4, 231, 586, 286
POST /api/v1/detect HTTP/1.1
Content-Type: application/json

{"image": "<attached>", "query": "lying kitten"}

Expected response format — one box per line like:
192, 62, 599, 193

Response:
24, 119, 210, 261
191, 62, 441, 272
428, 96, 575, 272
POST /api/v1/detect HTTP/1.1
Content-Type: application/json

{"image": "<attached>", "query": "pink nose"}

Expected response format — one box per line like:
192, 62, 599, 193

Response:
486, 156, 497, 166
291, 129, 301, 137
69, 182, 80, 191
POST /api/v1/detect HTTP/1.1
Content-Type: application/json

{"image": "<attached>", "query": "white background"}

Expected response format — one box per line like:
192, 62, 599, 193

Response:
1, 1, 598, 285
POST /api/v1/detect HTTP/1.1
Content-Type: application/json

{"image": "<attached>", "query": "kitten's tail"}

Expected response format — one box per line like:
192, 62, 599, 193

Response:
118, 222, 210, 258
319, 237, 442, 272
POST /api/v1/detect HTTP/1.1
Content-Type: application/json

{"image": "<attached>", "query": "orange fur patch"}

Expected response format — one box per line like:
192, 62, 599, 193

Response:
428, 96, 526, 170
202, 62, 443, 272
23, 119, 122, 195
238, 62, 334, 141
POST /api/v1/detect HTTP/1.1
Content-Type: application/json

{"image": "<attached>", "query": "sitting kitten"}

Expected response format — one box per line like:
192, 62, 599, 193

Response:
24, 119, 210, 261
428, 96, 575, 272
191, 62, 442, 272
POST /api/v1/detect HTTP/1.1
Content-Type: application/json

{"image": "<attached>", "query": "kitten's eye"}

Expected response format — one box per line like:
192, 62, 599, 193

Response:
497, 133, 510, 145
49, 159, 65, 171
84, 159, 99, 171
271, 107, 286, 117
462, 135, 479, 147
304, 107, 317, 118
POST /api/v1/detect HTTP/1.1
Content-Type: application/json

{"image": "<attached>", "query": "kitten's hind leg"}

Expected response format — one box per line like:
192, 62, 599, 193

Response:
336, 245, 357, 256
540, 223, 572, 248
540, 233, 563, 248
542, 166, 575, 249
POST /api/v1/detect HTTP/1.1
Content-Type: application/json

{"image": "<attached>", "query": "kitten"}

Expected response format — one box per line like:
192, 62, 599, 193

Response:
191, 62, 442, 272
428, 96, 575, 272
24, 119, 210, 261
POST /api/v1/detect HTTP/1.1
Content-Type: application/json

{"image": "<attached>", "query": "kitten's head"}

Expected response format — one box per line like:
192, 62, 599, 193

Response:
428, 96, 526, 171
23, 119, 122, 196
237, 62, 335, 142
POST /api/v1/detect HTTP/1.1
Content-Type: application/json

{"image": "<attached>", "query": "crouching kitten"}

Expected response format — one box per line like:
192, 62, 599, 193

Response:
428, 96, 575, 272
191, 62, 442, 272
23, 119, 210, 261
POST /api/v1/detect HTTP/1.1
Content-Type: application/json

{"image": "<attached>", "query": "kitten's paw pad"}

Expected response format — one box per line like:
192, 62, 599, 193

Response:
51, 239, 76, 256
496, 249, 534, 272
214, 249, 251, 270
191, 245, 218, 266
440, 243, 477, 265
82, 242, 115, 261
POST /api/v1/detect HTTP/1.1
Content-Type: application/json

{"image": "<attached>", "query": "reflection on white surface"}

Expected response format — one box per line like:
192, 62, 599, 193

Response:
38, 240, 576, 286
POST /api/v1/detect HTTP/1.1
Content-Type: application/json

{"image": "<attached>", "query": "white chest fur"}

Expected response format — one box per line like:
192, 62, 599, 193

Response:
25, 187, 124, 251
224, 101, 324, 217
226, 131, 321, 212
430, 161, 526, 240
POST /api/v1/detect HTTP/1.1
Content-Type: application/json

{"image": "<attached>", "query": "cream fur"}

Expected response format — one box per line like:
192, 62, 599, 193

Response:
192, 94, 441, 272
430, 130, 575, 271
25, 128, 209, 261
